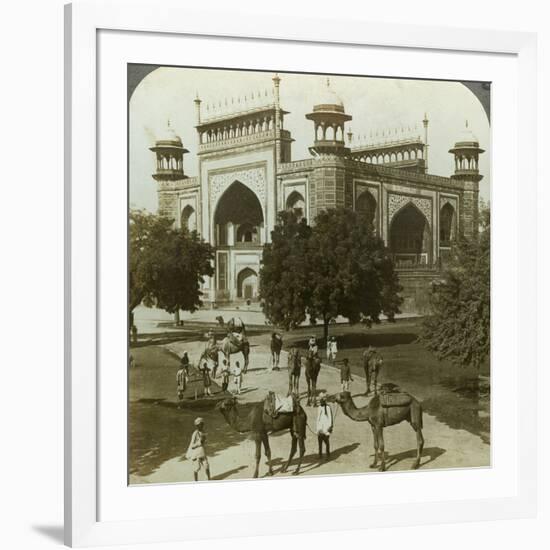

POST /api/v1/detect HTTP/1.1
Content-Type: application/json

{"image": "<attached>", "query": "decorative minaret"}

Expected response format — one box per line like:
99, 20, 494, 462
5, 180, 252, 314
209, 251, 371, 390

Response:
305, 78, 352, 157
422, 113, 429, 172
194, 93, 202, 125
150, 120, 189, 182
273, 73, 283, 163
449, 120, 484, 238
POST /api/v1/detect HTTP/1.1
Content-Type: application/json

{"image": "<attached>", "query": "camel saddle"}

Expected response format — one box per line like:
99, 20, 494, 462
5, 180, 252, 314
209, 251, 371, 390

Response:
264, 391, 295, 418
379, 392, 413, 408
226, 331, 247, 348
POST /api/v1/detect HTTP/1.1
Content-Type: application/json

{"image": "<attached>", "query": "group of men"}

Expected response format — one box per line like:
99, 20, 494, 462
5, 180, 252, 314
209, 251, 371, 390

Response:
182, 332, 383, 481
176, 352, 244, 404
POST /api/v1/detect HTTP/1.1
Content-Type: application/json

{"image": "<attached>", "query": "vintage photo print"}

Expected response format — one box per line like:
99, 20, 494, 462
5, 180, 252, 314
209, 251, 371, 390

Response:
128, 66, 490, 484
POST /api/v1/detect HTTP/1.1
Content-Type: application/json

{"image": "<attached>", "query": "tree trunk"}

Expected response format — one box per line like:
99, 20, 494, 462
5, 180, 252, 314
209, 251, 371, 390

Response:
174, 309, 180, 326
323, 316, 329, 347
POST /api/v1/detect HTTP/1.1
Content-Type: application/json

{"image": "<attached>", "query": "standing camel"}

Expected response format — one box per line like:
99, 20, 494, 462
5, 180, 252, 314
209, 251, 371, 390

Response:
270, 332, 283, 370
334, 390, 424, 472
200, 334, 250, 375
305, 350, 322, 406
216, 396, 307, 478
287, 347, 302, 395
362, 347, 383, 395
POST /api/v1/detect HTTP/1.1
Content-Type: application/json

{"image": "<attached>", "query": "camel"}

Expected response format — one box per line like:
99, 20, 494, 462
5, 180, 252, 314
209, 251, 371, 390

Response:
362, 347, 383, 395
304, 350, 322, 406
270, 332, 283, 370
200, 333, 250, 374
216, 395, 307, 478
287, 347, 301, 395
334, 390, 424, 472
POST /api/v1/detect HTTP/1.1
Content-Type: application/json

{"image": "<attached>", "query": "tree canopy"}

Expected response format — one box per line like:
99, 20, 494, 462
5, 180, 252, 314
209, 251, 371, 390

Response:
421, 206, 490, 369
129, 210, 214, 322
259, 208, 402, 341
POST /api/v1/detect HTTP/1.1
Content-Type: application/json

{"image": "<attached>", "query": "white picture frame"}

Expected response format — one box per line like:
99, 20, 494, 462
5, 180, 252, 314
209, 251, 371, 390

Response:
65, 2, 537, 547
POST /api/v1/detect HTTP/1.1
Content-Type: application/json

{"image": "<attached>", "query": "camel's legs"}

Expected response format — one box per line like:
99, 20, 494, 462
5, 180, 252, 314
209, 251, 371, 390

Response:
294, 437, 305, 475
369, 424, 379, 468
306, 378, 312, 406
253, 438, 262, 478
312, 379, 317, 406
262, 433, 274, 476
282, 434, 297, 473
412, 427, 424, 469
377, 427, 386, 472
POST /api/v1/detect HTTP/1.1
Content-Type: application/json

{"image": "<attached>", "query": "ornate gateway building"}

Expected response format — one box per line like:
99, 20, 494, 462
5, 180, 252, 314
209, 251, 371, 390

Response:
151, 75, 484, 312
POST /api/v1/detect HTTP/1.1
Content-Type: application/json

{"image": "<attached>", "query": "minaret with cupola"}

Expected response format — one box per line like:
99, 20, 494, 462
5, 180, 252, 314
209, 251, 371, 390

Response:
305, 78, 354, 218
449, 121, 485, 238
306, 78, 352, 157
150, 120, 189, 182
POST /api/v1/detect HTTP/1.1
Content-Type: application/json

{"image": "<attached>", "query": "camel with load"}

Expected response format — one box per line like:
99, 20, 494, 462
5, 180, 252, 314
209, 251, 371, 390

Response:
334, 388, 424, 472
217, 394, 307, 478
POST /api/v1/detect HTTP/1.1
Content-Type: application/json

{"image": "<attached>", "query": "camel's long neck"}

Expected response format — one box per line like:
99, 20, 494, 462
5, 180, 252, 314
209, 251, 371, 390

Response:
220, 405, 251, 434
340, 396, 371, 422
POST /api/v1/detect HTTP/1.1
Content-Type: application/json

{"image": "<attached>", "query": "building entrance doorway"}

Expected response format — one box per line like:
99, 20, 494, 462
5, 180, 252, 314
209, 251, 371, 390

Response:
237, 268, 258, 300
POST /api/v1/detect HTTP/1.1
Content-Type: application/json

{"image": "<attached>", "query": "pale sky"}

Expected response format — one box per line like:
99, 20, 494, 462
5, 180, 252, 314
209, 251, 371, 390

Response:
129, 67, 490, 212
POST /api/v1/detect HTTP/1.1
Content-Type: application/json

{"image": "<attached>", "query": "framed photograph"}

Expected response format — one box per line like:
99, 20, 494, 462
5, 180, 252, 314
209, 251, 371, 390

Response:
65, 2, 537, 547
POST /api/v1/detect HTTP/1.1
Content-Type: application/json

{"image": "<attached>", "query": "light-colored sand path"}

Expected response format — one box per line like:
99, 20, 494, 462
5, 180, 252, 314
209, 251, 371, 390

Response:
130, 337, 489, 485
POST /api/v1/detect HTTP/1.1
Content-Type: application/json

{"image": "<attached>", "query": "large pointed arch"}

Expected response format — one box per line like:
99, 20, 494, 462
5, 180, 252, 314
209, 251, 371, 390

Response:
213, 181, 264, 246
390, 202, 432, 266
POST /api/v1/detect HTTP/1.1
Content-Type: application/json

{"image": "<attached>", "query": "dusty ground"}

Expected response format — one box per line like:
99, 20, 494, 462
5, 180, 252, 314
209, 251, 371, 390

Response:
129, 324, 490, 485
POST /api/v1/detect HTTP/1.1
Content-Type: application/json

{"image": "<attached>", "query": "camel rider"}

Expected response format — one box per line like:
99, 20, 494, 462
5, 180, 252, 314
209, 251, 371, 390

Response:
225, 317, 247, 347
308, 336, 319, 356
206, 330, 216, 350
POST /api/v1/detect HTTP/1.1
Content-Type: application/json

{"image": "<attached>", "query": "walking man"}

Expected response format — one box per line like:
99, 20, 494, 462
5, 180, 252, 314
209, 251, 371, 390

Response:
220, 359, 230, 393
180, 351, 190, 381
200, 361, 212, 397
233, 361, 243, 395
186, 417, 211, 481
340, 358, 353, 392
326, 336, 338, 364
176, 363, 186, 408
316, 392, 334, 460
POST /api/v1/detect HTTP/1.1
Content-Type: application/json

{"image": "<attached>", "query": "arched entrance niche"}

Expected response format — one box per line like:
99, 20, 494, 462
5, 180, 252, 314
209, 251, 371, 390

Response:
286, 190, 306, 221
180, 205, 195, 231
439, 202, 456, 246
214, 181, 264, 246
237, 267, 258, 300
390, 203, 431, 267
356, 190, 377, 228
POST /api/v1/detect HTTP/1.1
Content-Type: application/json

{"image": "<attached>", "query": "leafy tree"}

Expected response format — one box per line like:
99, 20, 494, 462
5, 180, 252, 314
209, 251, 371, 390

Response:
306, 208, 402, 343
421, 206, 490, 369
259, 207, 402, 343
259, 211, 312, 330
129, 210, 214, 327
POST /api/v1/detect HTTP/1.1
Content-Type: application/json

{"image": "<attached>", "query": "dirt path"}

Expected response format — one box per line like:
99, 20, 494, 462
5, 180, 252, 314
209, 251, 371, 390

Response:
129, 337, 489, 484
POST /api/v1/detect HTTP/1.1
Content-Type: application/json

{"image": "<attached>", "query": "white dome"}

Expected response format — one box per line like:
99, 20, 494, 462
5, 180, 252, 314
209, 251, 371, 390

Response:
455, 121, 478, 145
158, 121, 182, 145
314, 79, 344, 110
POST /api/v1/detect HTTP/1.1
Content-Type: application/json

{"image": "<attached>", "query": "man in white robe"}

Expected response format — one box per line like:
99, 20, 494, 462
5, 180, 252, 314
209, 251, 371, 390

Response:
316, 392, 334, 460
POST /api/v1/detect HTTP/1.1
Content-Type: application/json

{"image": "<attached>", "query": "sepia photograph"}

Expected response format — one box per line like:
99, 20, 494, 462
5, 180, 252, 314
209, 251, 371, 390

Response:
128, 66, 490, 484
